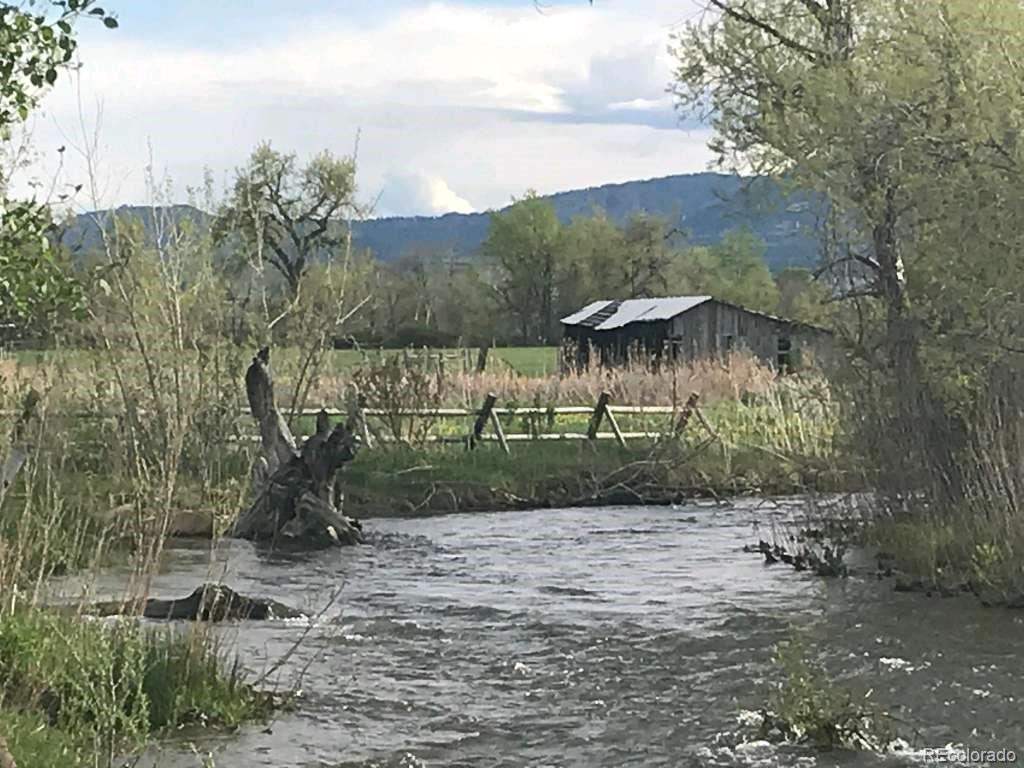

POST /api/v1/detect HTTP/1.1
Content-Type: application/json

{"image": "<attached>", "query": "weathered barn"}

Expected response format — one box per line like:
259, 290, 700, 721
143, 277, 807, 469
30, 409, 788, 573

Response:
560, 296, 831, 370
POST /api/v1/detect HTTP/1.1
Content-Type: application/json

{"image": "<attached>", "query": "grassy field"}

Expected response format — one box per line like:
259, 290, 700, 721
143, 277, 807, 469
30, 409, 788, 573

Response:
307, 346, 559, 377
343, 425, 851, 519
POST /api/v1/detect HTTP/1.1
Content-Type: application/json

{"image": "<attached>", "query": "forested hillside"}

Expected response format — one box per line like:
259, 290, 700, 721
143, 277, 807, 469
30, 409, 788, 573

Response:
61, 173, 821, 270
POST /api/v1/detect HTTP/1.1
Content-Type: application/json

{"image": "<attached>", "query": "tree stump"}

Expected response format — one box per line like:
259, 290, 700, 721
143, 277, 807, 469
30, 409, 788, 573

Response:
231, 347, 364, 549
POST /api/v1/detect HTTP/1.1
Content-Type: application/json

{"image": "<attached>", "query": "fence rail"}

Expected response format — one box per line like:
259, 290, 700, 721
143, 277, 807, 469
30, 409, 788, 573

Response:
1, 391, 714, 454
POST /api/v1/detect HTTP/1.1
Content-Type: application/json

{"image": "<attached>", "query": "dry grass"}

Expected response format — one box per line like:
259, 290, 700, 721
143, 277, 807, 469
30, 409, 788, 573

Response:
311, 350, 778, 409
5, 346, 793, 413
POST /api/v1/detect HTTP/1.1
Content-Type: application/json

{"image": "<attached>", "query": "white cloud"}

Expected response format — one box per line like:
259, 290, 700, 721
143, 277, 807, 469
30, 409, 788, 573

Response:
16, 1, 712, 214
608, 97, 674, 111
379, 171, 475, 216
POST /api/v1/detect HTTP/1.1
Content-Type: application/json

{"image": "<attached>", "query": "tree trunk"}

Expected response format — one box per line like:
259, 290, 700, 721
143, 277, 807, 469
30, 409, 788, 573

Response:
231, 347, 363, 549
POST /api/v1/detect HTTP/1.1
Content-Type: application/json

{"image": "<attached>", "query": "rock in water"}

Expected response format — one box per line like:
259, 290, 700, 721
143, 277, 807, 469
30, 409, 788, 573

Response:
231, 347, 364, 550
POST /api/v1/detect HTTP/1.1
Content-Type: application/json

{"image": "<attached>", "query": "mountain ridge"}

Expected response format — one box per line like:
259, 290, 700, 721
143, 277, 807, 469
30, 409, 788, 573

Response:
63, 172, 823, 271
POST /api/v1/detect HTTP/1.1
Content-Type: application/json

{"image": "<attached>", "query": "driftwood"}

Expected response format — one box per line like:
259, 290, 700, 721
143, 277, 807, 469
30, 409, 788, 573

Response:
88, 583, 305, 622
743, 538, 847, 577
232, 348, 363, 549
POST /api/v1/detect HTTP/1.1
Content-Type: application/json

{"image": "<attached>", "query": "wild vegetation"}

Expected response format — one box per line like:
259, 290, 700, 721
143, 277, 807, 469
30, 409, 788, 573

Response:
671, 0, 1024, 606
9, 0, 1024, 762
755, 635, 896, 751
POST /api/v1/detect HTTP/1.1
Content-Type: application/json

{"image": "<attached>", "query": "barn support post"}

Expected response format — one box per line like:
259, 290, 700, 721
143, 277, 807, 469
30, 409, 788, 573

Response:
469, 393, 498, 449
587, 391, 610, 440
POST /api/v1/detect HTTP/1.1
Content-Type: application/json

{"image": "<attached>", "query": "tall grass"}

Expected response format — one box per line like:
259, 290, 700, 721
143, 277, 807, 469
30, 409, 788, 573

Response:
0, 378, 269, 766
843, 358, 1024, 606
316, 349, 778, 409
0, 207, 277, 765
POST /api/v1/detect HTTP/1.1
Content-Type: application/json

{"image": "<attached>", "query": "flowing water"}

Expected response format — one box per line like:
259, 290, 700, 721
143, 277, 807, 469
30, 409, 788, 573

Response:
61, 500, 1024, 767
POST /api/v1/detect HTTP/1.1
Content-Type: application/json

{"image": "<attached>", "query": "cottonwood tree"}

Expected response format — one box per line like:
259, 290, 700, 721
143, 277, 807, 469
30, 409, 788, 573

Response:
0, 1, 117, 327
672, 0, 1024, 496
481, 192, 564, 344
214, 143, 358, 298
672, 0, 1024, 373
705, 230, 778, 312
619, 213, 685, 297
560, 209, 624, 303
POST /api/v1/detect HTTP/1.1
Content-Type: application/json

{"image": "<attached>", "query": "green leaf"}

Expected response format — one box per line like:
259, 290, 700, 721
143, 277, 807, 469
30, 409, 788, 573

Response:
102, 16, 118, 29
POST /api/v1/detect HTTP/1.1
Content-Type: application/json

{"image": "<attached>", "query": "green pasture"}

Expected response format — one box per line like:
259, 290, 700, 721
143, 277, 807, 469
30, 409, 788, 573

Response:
3, 345, 560, 378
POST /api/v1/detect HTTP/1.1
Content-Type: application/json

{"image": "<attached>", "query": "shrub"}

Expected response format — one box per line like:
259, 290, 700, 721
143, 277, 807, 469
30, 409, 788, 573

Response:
758, 635, 894, 751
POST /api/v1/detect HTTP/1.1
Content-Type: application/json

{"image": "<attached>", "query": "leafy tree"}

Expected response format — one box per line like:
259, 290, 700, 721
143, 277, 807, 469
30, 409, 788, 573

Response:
0, 202, 84, 328
671, 0, 1024, 374
705, 229, 778, 313
560, 209, 623, 302
620, 213, 683, 297
775, 267, 828, 326
671, 0, 1024, 502
0, 1, 118, 328
0, 1, 117, 130
481, 192, 564, 344
213, 143, 358, 297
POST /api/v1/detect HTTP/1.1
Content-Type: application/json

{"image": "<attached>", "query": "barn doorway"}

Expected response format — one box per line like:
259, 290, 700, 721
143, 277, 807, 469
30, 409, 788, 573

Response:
777, 336, 793, 373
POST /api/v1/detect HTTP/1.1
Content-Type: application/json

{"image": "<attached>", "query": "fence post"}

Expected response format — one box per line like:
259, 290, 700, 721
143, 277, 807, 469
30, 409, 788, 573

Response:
469, 393, 498, 449
587, 391, 610, 440
604, 402, 627, 448
673, 392, 701, 437
346, 391, 373, 449
490, 409, 510, 454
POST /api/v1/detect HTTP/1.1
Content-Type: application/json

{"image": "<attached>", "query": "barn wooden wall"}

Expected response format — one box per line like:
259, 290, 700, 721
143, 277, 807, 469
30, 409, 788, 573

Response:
669, 301, 830, 365
564, 300, 832, 369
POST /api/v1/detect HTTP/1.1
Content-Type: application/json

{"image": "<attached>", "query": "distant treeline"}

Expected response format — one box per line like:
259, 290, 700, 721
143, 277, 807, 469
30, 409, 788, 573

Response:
44, 170, 827, 350
337, 194, 828, 348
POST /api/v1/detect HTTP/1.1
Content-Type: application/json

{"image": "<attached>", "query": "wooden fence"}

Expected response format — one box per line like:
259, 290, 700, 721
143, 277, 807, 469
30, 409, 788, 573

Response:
0, 391, 717, 454
273, 390, 713, 453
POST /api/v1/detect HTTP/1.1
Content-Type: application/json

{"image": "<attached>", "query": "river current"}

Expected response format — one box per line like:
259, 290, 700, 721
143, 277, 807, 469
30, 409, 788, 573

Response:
63, 500, 1024, 767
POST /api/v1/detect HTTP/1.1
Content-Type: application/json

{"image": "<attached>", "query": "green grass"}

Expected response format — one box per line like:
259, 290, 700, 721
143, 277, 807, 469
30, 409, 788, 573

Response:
0, 610, 271, 767
312, 346, 557, 377
489, 347, 559, 376
5, 345, 560, 378
343, 431, 849, 518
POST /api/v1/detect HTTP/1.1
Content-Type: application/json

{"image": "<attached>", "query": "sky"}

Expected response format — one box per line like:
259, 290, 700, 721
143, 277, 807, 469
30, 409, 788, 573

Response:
19, 0, 714, 218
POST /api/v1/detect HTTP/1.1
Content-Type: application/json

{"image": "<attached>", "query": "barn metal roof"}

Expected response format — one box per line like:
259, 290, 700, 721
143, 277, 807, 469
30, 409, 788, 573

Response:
560, 296, 713, 331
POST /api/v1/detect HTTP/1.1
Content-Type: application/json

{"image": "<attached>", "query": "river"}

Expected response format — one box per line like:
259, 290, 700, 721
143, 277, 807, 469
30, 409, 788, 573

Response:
67, 500, 1024, 767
